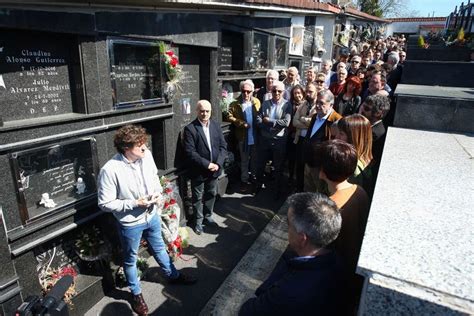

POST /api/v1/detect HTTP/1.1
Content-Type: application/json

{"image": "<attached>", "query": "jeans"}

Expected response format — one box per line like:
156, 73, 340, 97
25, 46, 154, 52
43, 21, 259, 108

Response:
191, 177, 218, 226
256, 137, 287, 190
120, 214, 178, 295
238, 141, 257, 183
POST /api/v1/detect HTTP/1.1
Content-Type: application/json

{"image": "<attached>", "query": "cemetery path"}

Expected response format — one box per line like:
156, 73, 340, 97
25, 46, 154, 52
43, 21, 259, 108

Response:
85, 179, 288, 316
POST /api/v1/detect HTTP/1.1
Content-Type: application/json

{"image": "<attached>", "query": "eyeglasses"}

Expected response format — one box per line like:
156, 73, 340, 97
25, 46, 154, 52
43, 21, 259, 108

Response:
272, 89, 283, 94
241, 90, 252, 94
315, 80, 324, 84
352, 60, 361, 64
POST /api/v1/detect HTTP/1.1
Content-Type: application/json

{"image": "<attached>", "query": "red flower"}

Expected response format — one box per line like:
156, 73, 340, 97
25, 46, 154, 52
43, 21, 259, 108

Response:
170, 56, 179, 67
164, 202, 170, 209
169, 199, 176, 205
170, 214, 177, 219
165, 51, 174, 57
165, 188, 172, 194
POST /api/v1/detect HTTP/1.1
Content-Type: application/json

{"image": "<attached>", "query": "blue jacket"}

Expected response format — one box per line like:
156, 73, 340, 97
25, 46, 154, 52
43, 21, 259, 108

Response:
240, 250, 345, 315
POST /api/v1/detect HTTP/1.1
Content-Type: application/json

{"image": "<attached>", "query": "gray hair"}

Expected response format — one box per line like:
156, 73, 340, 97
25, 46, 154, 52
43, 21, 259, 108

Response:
240, 79, 255, 92
272, 80, 285, 91
287, 66, 298, 75
318, 89, 335, 105
365, 94, 391, 117
288, 192, 341, 248
322, 59, 333, 67
387, 52, 399, 66
266, 69, 279, 79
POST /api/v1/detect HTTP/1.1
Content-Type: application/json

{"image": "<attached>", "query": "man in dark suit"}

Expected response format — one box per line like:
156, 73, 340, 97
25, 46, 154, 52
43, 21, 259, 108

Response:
304, 89, 342, 192
183, 100, 227, 235
239, 192, 344, 315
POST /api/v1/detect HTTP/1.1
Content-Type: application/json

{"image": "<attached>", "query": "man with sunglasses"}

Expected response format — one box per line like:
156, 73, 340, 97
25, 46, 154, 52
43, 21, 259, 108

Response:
256, 81, 292, 197
348, 55, 362, 77
227, 80, 261, 192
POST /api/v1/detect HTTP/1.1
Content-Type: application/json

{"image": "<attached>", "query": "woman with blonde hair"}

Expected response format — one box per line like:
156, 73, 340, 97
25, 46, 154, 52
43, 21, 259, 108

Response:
335, 114, 375, 196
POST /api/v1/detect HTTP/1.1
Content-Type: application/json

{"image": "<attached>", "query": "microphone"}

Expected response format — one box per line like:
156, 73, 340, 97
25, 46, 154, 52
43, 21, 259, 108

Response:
41, 275, 74, 309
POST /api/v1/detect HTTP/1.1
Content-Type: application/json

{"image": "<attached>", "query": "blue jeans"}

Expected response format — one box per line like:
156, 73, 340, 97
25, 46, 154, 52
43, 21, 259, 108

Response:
120, 214, 178, 295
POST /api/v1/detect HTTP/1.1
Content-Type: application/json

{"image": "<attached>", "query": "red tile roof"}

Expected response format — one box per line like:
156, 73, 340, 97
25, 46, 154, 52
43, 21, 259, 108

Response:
389, 17, 447, 22
243, 0, 388, 22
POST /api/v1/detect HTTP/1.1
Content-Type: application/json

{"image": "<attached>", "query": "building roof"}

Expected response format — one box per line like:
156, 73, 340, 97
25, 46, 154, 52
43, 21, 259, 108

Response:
389, 17, 447, 22
243, 0, 389, 23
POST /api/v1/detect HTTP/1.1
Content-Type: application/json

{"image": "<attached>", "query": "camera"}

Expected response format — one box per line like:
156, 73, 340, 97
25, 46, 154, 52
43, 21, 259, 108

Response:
16, 275, 73, 316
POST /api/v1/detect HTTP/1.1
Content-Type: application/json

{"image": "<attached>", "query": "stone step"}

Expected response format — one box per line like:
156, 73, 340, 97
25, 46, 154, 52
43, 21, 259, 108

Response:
200, 201, 288, 315
406, 47, 470, 61
70, 274, 104, 316
394, 84, 474, 133
401, 60, 474, 88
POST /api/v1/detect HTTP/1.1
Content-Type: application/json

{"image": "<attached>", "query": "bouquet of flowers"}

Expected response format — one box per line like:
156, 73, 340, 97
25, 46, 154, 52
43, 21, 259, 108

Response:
159, 176, 189, 261
75, 225, 109, 261
39, 265, 77, 307
158, 41, 182, 99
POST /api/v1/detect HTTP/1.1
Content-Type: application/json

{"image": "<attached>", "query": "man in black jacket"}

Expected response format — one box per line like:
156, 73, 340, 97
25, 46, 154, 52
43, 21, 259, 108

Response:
239, 192, 344, 315
183, 100, 227, 235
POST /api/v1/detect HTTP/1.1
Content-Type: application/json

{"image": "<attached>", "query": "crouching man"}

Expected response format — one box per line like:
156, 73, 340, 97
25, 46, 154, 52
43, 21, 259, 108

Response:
239, 192, 344, 315
98, 125, 196, 316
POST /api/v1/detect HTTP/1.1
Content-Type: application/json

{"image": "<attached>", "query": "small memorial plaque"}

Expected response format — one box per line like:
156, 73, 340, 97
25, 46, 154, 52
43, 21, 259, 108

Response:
10, 138, 99, 224
109, 39, 163, 108
218, 46, 232, 71
275, 37, 288, 67
0, 30, 81, 122
251, 33, 269, 70
303, 27, 315, 57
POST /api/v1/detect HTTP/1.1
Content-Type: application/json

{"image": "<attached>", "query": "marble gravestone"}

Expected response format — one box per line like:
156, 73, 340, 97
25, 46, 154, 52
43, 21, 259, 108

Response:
251, 32, 269, 70
10, 138, 98, 224
0, 30, 83, 123
109, 39, 163, 108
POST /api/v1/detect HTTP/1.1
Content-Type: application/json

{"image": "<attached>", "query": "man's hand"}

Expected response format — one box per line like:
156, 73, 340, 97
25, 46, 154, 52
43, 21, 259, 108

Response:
244, 123, 250, 129
208, 162, 220, 172
263, 117, 271, 124
137, 194, 160, 207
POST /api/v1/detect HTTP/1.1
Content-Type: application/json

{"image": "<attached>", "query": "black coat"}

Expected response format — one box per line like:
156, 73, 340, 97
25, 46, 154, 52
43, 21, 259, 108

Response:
183, 118, 228, 180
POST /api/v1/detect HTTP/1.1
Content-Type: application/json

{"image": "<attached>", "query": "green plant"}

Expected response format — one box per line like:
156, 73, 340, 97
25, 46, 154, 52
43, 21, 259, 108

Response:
75, 226, 104, 258
418, 35, 425, 48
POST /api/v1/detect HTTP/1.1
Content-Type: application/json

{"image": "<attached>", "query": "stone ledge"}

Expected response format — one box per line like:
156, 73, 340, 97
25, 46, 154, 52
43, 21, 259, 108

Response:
200, 202, 289, 316
357, 127, 474, 314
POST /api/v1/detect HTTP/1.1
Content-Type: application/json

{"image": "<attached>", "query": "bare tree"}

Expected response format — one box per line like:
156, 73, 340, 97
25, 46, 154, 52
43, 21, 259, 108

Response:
356, 0, 420, 18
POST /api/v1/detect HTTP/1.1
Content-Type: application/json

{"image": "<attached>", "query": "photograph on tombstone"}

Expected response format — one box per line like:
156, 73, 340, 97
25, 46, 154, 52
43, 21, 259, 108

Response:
275, 36, 289, 68
10, 137, 99, 224
290, 25, 305, 55
109, 38, 165, 109
0, 30, 83, 123
251, 32, 269, 70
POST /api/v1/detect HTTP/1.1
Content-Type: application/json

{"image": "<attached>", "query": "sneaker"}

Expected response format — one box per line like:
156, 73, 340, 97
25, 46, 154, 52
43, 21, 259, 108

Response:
132, 293, 149, 315
168, 272, 197, 285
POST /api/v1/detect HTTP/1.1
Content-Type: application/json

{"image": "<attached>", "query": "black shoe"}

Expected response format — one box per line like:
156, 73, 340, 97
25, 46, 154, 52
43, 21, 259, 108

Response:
203, 217, 218, 228
168, 272, 197, 285
132, 293, 149, 315
194, 224, 203, 235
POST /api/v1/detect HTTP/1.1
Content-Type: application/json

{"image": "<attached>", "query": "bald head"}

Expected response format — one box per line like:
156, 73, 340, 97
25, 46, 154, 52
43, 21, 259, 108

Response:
196, 99, 212, 124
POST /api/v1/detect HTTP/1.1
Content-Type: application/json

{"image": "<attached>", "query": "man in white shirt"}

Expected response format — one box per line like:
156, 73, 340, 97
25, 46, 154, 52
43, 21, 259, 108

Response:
183, 100, 227, 235
303, 90, 342, 192
256, 81, 292, 197
98, 125, 196, 315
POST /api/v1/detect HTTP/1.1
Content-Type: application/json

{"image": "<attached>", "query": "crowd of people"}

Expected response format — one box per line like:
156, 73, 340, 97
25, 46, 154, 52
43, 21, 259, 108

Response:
97, 35, 406, 315
229, 36, 406, 314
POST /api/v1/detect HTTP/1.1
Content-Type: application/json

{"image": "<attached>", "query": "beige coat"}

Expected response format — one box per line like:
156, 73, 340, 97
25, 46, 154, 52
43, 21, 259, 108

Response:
292, 101, 316, 144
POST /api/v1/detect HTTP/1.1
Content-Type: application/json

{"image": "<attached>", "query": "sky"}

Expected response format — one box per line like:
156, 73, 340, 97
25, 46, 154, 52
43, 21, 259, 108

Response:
408, 0, 462, 17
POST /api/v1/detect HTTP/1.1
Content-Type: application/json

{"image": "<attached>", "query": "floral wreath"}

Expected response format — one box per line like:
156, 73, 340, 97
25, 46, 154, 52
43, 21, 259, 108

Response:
39, 265, 77, 307
159, 176, 189, 261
